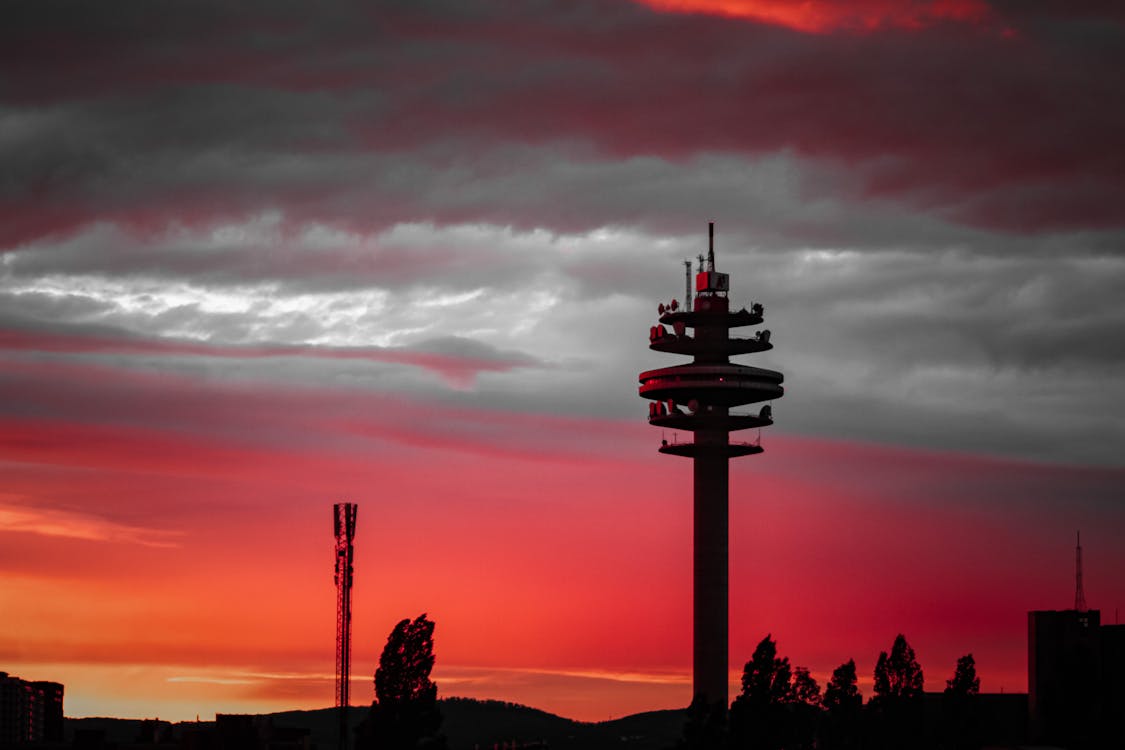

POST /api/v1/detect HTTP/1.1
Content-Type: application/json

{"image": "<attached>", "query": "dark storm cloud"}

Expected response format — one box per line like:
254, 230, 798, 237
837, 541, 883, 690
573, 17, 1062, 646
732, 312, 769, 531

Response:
3, 0, 1125, 247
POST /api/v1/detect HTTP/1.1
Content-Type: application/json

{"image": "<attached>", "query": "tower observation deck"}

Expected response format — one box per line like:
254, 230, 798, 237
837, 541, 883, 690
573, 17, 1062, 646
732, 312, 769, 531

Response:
638, 223, 784, 710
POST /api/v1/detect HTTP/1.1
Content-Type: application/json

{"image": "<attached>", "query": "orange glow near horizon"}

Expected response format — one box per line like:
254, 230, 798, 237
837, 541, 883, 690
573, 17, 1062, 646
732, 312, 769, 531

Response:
633, 0, 992, 33
3, 359, 1122, 722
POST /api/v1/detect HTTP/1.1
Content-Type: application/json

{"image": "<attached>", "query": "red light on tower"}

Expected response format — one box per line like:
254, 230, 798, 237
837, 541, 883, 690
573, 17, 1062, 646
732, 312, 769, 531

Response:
638, 223, 784, 710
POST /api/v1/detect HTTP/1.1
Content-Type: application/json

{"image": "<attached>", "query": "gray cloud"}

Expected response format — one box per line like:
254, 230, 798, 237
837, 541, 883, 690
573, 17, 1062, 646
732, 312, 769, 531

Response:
4, 0, 1125, 247
4, 216, 1124, 466
2, 0, 1123, 468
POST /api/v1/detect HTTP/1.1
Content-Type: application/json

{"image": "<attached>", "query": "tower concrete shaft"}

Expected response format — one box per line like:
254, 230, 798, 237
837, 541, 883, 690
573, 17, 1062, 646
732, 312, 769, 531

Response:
694, 437, 729, 705
639, 223, 783, 708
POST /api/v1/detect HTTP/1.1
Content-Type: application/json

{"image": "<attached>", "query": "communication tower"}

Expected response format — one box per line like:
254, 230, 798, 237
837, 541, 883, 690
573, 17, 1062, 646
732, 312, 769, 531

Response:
638, 223, 784, 708
334, 503, 358, 750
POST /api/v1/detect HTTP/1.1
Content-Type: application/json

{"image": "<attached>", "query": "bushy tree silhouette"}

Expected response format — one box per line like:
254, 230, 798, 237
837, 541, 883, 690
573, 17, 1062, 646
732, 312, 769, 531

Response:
790, 667, 822, 750
822, 659, 863, 750
869, 634, 925, 750
872, 634, 924, 703
729, 635, 793, 750
740, 635, 794, 705
942, 653, 981, 750
824, 660, 862, 713
357, 614, 446, 750
791, 667, 821, 708
944, 654, 979, 696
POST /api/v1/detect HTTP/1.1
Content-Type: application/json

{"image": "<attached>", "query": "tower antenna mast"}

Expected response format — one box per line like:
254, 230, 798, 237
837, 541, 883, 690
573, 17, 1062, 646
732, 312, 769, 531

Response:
684, 260, 694, 312
1075, 530, 1087, 612
334, 503, 358, 750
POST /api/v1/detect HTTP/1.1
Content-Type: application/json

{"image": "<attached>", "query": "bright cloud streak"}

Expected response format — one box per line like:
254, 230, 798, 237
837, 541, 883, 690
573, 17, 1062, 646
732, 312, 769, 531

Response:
0, 498, 181, 547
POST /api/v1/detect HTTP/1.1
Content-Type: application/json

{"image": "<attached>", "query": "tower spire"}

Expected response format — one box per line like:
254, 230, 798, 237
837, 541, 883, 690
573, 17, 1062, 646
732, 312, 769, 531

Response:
707, 221, 715, 271
684, 259, 694, 312
1075, 530, 1087, 612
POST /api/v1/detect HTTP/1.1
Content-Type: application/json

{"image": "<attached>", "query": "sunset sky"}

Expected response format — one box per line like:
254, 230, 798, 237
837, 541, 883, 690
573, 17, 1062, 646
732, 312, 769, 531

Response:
3, 0, 1125, 724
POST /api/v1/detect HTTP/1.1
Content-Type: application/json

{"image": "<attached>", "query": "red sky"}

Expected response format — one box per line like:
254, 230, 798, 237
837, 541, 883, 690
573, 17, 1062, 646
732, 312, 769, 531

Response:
2, 0, 1125, 724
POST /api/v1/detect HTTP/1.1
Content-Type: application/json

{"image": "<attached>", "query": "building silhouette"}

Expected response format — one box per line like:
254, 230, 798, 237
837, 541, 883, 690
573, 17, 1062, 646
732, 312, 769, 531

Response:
0, 671, 64, 745
1028, 535, 1125, 746
1028, 608, 1101, 743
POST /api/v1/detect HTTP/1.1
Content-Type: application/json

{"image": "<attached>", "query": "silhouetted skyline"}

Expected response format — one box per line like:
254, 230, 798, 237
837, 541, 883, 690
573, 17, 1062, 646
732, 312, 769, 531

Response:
2, 0, 1124, 725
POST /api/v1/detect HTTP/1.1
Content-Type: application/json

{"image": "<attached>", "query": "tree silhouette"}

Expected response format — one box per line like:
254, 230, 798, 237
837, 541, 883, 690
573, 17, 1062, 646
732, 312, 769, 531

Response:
729, 635, 793, 750
822, 660, 862, 750
790, 667, 822, 750
942, 654, 981, 750
872, 634, 924, 702
357, 614, 446, 750
791, 667, 821, 708
824, 659, 862, 713
739, 634, 793, 706
869, 635, 925, 750
376, 615, 437, 706
945, 654, 979, 696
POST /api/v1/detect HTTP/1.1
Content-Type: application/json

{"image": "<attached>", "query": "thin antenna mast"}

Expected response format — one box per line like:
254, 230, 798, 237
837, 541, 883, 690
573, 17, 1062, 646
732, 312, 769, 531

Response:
684, 260, 693, 311
334, 503, 358, 750
707, 221, 715, 271
1075, 530, 1087, 612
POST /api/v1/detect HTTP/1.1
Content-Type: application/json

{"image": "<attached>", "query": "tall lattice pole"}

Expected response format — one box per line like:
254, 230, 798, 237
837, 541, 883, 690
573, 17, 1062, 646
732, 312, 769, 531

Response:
334, 503, 358, 750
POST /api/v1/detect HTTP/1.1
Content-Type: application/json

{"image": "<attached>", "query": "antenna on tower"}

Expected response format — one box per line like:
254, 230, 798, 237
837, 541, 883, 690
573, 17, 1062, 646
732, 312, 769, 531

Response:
684, 260, 693, 311
334, 503, 358, 750
1075, 530, 1087, 612
707, 221, 716, 271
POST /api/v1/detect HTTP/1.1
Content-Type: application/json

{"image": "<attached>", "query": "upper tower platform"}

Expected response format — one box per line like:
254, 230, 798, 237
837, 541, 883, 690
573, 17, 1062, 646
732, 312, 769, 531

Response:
638, 223, 783, 450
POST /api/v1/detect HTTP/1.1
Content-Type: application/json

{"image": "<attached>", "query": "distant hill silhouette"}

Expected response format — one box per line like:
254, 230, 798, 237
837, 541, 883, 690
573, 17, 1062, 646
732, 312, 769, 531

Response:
66, 699, 687, 749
